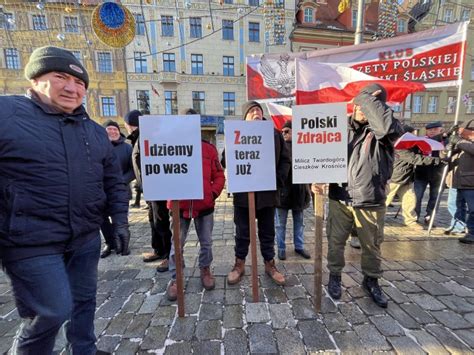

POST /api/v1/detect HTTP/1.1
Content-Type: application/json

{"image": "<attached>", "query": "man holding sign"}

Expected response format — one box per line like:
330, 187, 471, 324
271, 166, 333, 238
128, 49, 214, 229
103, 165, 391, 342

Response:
224, 101, 290, 286
324, 84, 402, 308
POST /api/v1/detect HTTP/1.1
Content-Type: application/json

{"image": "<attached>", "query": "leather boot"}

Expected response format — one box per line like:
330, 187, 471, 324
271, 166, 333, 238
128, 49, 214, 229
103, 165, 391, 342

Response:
264, 259, 285, 285
362, 275, 388, 308
227, 258, 245, 285
166, 280, 178, 301
100, 245, 113, 259
328, 273, 341, 299
200, 266, 215, 290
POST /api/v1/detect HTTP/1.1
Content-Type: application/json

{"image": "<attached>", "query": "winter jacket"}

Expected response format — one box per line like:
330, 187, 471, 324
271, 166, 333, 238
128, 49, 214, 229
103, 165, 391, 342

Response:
390, 148, 440, 185
329, 92, 403, 207
414, 135, 445, 182
128, 129, 141, 186
276, 141, 311, 211
451, 140, 474, 189
167, 140, 225, 218
221, 126, 291, 210
112, 135, 135, 184
0, 92, 129, 261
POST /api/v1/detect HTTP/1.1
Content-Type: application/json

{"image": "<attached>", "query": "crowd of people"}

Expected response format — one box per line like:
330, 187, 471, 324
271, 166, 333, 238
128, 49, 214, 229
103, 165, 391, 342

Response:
0, 46, 473, 353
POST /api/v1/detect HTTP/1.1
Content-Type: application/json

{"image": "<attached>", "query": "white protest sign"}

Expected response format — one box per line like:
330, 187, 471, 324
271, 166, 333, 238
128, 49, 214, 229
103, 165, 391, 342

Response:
139, 115, 203, 200
224, 120, 276, 193
292, 103, 348, 183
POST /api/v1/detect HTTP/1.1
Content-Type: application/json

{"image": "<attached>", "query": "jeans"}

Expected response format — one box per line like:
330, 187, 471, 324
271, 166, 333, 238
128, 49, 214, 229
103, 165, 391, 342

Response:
457, 189, 474, 236
169, 213, 214, 278
234, 206, 276, 261
3, 235, 100, 355
414, 177, 442, 218
275, 208, 305, 251
447, 188, 467, 232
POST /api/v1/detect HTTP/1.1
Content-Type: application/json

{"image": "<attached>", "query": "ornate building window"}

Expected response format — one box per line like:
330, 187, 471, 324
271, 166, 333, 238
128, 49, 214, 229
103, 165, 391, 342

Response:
223, 92, 236, 115
223, 56, 234, 76
135, 14, 145, 35
191, 54, 203, 75
161, 15, 174, 37
249, 22, 260, 42
134, 52, 147, 73
190, 17, 202, 38
5, 48, 20, 69
192, 91, 205, 114
163, 53, 176, 72
32, 14, 47, 30
165, 91, 178, 114
222, 20, 234, 40
64, 16, 78, 33
101, 97, 117, 117
304, 8, 313, 23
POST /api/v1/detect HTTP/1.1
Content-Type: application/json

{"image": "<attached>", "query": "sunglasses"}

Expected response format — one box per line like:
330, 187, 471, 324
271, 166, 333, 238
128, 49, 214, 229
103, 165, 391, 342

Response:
282, 129, 290, 134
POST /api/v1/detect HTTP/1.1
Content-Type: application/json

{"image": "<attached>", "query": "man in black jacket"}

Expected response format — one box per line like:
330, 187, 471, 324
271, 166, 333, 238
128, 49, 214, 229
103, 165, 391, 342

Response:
448, 119, 474, 244
326, 84, 403, 308
386, 125, 439, 230
224, 101, 291, 286
0, 46, 129, 354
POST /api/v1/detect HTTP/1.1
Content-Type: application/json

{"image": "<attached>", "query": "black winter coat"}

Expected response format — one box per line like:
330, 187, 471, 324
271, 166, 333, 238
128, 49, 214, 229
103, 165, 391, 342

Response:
128, 129, 141, 186
276, 142, 311, 211
452, 140, 474, 189
329, 92, 403, 207
0, 93, 129, 261
222, 126, 291, 210
390, 148, 440, 185
414, 135, 445, 182
112, 136, 135, 184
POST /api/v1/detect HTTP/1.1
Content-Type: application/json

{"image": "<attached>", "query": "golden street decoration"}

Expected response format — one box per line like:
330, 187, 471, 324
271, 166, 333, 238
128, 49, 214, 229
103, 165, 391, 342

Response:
92, 2, 135, 48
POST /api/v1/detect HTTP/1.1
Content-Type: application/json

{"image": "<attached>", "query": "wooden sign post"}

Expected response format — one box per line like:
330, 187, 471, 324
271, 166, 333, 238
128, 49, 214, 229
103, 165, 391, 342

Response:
171, 200, 185, 317
248, 192, 259, 302
313, 186, 324, 311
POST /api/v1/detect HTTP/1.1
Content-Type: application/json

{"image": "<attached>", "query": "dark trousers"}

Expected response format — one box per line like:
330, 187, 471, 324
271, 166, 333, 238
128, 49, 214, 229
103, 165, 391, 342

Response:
149, 201, 172, 258
414, 177, 442, 218
234, 206, 276, 261
100, 216, 114, 248
3, 235, 100, 355
458, 189, 474, 235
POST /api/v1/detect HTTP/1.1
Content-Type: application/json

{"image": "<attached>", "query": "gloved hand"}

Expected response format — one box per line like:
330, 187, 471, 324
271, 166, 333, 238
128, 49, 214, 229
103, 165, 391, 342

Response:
113, 224, 131, 256
449, 133, 462, 147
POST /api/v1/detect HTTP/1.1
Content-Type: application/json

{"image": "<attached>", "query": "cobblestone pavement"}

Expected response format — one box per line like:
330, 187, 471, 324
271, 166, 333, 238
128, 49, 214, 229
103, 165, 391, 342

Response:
0, 192, 473, 354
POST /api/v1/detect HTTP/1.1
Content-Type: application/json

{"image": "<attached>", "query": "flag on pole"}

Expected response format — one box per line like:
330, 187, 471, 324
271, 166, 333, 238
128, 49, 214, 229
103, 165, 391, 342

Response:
295, 59, 425, 105
266, 102, 292, 131
151, 84, 160, 96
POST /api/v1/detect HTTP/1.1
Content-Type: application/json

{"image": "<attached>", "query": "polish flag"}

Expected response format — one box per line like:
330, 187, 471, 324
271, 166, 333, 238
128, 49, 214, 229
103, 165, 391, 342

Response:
394, 132, 445, 154
266, 102, 292, 131
295, 59, 425, 105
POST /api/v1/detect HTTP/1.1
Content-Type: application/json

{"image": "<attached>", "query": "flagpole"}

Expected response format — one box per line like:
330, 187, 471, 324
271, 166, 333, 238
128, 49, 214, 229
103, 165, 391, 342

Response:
354, 0, 365, 45
427, 22, 468, 235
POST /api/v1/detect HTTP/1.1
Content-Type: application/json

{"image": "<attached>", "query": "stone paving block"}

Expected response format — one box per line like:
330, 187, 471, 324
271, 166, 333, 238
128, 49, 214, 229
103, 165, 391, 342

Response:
244, 287, 266, 303
94, 318, 110, 338
407, 293, 446, 311
417, 281, 452, 296
181, 292, 201, 315
0, 301, 16, 317
225, 289, 244, 305
338, 303, 368, 325
164, 342, 193, 355
169, 316, 197, 341
386, 304, 420, 329
409, 329, 449, 355
453, 276, 474, 288
96, 335, 121, 353
400, 303, 435, 324
341, 273, 359, 288
192, 340, 221, 355
135, 279, 154, 293
95, 297, 128, 318
0, 338, 11, 354
346, 285, 367, 299
283, 274, 300, 287
269, 303, 296, 329
105, 312, 133, 335
284, 286, 307, 300
419, 270, 450, 283
195, 320, 222, 340
438, 295, 474, 313
465, 312, 474, 325
398, 260, 423, 271
355, 297, 386, 316
224, 329, 248, 355
135, 268, 157, 279
200, 302, 223, 321
298, 320, 336, 351
214, 276, 226, 289
97, 280, 120, 294
115, 339, 140, 355
121, 294, 146, 313
185, 277, 203, 293
382, 271, 405, 281
320, 296, 338, 313
437, 268, 465, 277
248, 324, 277, 354
430, 310, 473, 329
413, 260, 438, 270
150, 279, 168, 294
150, 306, 176, 326
454, 329, 474, 348
382, 286, 410, 304
369, 315, 404, 336
264, 287, 288, 303
392, 280, 423, 293
323, 312, 352, 332
283, 263, 305, 274
292, 298, 317, 319
353, 324, 391, 351
138, 294, 161, 314
275, 328, 306, 355
332, 331, 369, 354
381, 260, 405, 271
441, 281, 473, 297
114, 280, 141, 297
123, 314, 152, 338
202, 289, 224, 303
140, 326, 168, 350
223, 304, 244, 329
119, 269, 141, 280
245, 302, 270, 323
426, 324, 472, 354
387, 336, 426, 354
101, 270, 122, 281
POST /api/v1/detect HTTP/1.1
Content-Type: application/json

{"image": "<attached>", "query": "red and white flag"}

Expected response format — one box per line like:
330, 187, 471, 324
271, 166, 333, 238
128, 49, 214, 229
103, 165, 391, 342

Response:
266, 102, 292, 131
151, 84, 160, 96
394, 132, 445, 154
295, 60, 425, 105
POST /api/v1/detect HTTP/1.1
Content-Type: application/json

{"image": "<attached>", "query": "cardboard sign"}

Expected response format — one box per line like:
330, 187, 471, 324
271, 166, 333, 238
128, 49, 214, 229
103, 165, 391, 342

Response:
139, 115, 203, 200
292, 103, 348, 183
224, 120, 276, 193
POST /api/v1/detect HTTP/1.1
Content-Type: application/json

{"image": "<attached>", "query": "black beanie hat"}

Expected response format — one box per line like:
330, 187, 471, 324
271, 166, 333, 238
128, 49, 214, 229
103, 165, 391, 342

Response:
25, 46, 89, 88
242, 100, 263, 119
282, 120, 292, 129
124, 110, 141, 127
359, 83, 387, 103
103, 119, 120, 130
180, 108, 198, 115
403, 124, 415, 133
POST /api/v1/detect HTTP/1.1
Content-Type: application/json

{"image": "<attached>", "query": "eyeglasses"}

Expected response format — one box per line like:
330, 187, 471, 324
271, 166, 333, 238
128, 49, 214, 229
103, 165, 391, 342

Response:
282, 129, 290, 134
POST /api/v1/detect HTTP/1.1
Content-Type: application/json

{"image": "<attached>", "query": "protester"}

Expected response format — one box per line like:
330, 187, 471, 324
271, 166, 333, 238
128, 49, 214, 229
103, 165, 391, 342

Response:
166, 108, 226, 300
100, 119, 135, 258
222, 101, 290, 286
386, 125, 440, 230
447, 120, 474, 244
324, 84, 402, 308
444, 171, 467, 235
0, 46, 130, 354
414, 121, 446, 225
275, 120, 311, 260
124, 110, 172, 270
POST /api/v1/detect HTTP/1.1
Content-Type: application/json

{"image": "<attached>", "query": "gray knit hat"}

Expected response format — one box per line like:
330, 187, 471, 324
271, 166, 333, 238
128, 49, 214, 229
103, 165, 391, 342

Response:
25, 46, 89, 88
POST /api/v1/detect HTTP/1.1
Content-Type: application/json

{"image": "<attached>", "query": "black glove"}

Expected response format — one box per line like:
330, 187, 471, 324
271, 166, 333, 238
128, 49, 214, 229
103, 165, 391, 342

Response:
449, 134, 462, 147
113, 224, 131, 256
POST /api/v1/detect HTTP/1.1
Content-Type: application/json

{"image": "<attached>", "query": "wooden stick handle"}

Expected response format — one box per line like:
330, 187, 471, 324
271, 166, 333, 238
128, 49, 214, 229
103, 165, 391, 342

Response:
172, 200, 185, 317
